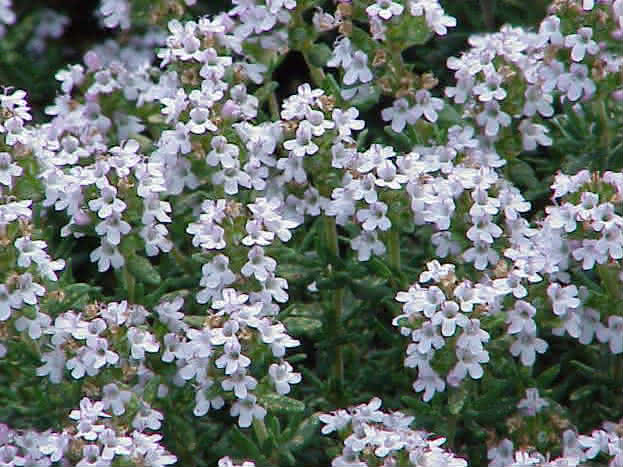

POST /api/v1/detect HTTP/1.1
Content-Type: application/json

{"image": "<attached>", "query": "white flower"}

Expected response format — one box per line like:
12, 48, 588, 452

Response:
343, 51, 373, 86
449, 347, 489, 381
356, 201, 391, 231
241, 246, 277, 282
221, 368, 257, 399
269, 361, 301, 394
230, 394, 266, 428
518, 119, 552, 151
366, 0, 404, 20
476, 101, 511, 137
382, 98, 416, 133
126, 327, 160, 360
215, 339, 251, 375
413, 365, 446, 401
412, 90, 444, 122
565, 27, 599, 62
547, 283, 580, 316
283, 121, 319, 157
557, 64, 595, 101
90, 240, 125, 272
102, 383, 132, 416
510, 327, 548, 366
351, 230, 386, 261
517, 387, 549, 416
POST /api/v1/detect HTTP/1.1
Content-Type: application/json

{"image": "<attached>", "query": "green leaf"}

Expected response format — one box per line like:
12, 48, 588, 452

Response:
508, 159, 538, 189
283, 414, 321, 451
308, 43, 332, 68
570, 385, 596, 401
449, 386, 468, 415
537, 364, 560, 387
127, 254, 161, 286
230, 426, 262, 458
259, 393, 305, 414
387, 14, 431, 47
282, 317, 322, 337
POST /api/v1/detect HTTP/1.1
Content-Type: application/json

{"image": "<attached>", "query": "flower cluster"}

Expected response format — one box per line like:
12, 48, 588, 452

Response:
320, 397, 468, 467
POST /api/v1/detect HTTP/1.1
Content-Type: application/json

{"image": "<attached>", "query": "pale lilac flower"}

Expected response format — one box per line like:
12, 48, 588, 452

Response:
366, 0, 404, 20
412, 321, 445, 353
412, 89, 444, 122
578, 429, 610, 459
596, 316, 623, 354
215, 339, 251, 375
221, 368, 257, 399
565, 27, 599, 62
283, 121, 318, 157
95, 212, 131, 246
126, 327, 160, 360
0, 152, 22, 187
320, 409, 352, 434
413, 365, 446, 401
488, 439, 514, 467
90, 240, 125, 272
510, 327, 548, 366
133, 402, 164, 431
523, 85, 554, 117
241, 246, 277, 282
356, 201, 391, 231
517, 387, 549, 416
101, 383, 132, 416
382, 98, 415, 133
558, 64, 596, 101
506, 300, 537, 334
431, 301, 468, 337
206, 136, 239, 168
473, 71, 507, 102
463, 240, 499, 270
596, 226, 623, 260
449, 347, 490, 381
476, 101, 511, 137
547, 283, 581, 316
538, 15, 564, 46
230, 394, 266, 428
269, 361, 301, 395
351, 230, 386, 261
332, 107, 365, 139
457, 319, 489, 351
343, 51, 373, 85
212, 161, 252, 195
36, 345, 66, 383
15, 312, 51, 340
518, 120, 552, 151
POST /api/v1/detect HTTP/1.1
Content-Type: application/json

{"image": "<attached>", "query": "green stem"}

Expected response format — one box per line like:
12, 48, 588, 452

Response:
268, 92, 280, 121
123, 267, 136, 303
302, 50, 326, 88
253, 418, 269, 446
599, 99, 612, 152
324, 215, 344, 399
388, 228, 401, 273
171, 245, 195, 276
